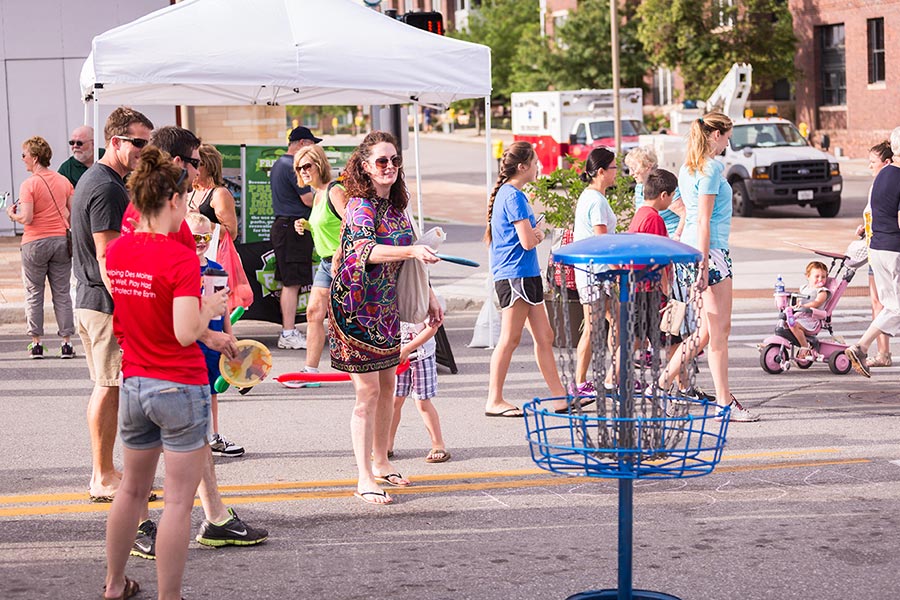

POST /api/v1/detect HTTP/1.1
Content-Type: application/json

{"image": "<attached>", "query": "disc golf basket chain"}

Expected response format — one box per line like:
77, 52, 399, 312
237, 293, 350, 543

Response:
524, 234, 731, 600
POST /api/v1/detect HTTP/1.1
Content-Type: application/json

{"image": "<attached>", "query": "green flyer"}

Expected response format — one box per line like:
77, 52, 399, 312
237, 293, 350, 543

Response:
243, 146, 282, 244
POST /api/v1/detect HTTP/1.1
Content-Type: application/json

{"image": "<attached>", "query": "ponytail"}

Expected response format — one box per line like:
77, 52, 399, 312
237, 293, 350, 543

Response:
685, 111, 732, 175
485, 141, 536, 244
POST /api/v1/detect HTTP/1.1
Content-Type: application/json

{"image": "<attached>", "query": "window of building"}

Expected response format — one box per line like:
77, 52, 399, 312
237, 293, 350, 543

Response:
867, 18, 885, 84
818, 24, 846, 106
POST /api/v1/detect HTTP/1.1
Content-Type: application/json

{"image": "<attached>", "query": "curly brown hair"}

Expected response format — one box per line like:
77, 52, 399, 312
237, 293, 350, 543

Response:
342, 131, 408, 211
127, 146, 191, 217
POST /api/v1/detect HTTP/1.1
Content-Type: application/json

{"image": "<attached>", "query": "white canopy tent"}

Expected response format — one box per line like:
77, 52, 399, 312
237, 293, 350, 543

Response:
79, 0, 494, 225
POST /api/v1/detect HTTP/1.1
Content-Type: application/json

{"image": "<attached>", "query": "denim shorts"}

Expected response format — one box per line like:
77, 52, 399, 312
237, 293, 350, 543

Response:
313, 256, 333, 289
119, 376, 211, 452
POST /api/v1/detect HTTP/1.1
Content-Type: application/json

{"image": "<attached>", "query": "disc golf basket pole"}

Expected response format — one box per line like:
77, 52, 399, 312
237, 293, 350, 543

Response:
523, 233, 732, 600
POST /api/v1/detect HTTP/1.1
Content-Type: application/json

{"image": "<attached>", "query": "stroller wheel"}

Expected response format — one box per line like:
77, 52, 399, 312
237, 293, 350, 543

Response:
760, 343, 788, 374
828, 351, 852, 375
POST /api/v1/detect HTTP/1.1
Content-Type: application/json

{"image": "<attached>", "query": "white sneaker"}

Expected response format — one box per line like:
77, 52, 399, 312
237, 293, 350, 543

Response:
716, 397, 760, 423
277, 330, 307, 350
209, 433, 245, 457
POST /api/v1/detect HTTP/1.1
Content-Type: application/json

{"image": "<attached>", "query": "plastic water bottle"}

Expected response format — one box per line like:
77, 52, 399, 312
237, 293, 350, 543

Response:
774, 276, 785, 295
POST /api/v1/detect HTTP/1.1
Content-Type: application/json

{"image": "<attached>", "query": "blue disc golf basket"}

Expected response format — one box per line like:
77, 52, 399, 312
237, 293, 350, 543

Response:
524, 234, 731, 600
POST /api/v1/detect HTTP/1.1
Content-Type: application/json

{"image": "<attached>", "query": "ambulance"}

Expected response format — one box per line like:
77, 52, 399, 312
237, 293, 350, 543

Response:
511, 88, 646, 174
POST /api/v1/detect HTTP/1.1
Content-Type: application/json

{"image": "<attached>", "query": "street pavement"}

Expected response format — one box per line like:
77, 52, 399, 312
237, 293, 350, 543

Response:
2, 295, 900, 599
2, 133, 896, 599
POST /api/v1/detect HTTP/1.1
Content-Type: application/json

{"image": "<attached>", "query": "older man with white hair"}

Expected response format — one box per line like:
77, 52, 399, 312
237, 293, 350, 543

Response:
845, 125, 900, 377
58, 125, 104, 187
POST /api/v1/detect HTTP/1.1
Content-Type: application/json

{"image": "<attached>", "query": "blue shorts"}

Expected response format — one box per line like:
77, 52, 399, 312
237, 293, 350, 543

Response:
119, 376, 211, 452
202, 346, 221, 395
394, 354, 438, 400
313, 256, 333, 289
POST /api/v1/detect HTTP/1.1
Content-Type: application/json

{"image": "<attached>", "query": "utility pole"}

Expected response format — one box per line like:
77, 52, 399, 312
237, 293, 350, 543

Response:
610, 0, 622, 155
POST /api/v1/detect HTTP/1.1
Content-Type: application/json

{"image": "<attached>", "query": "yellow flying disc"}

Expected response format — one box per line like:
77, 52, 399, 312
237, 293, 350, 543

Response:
218, 339, 272, 388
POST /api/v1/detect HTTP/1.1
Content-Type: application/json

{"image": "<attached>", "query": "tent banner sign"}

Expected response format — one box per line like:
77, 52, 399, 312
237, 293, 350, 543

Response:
213, 144, 359, 244
244, 146, 282, 244
215, 144, 243, 231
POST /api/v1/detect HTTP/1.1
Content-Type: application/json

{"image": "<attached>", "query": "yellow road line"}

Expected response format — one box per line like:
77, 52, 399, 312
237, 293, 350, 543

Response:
0, 448, 840, 506
0, 456, 869, 518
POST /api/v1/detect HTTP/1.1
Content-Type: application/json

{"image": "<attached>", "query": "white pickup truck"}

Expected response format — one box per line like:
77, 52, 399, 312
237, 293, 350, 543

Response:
643, 64, 843, 218
724, 117, 843, 217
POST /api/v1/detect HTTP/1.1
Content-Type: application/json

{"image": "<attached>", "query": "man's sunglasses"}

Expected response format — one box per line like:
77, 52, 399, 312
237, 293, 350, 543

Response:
295, 162, 315, 172
68, 140, 86, 147
372, 155, 402, 169
113, 135, 150, 149
178, 155, 201, 169
193, 233, 212, 244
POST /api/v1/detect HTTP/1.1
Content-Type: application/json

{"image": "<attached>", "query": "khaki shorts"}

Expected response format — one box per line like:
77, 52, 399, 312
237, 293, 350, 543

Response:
76, 309, 122, 387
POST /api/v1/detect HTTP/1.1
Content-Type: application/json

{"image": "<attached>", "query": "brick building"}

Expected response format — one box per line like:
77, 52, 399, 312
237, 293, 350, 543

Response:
791, 0, 900, 157
537, 0, 899, 158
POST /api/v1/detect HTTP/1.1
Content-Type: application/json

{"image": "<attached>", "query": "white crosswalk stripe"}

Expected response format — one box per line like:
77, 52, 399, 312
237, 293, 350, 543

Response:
730, 308, 872, 344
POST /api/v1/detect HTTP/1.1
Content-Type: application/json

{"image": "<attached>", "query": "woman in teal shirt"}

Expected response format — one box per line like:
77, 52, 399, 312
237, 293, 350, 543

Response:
293, 145, 347, 380
658, 112, 759, 423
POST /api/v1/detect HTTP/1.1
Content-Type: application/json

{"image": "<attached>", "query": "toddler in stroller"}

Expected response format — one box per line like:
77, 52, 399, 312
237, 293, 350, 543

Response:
788, 261, 830, 359
759, 243, 866, 375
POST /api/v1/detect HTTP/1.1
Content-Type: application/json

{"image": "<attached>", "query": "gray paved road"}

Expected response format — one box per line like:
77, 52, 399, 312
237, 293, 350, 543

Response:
2, 295, 900, 599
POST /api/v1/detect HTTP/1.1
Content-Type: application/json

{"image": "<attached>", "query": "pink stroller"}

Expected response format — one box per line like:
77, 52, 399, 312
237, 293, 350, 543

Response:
758, 242, 867, 375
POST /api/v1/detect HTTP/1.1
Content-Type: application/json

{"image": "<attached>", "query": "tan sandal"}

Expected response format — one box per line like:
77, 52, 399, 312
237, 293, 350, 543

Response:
425, 449, 451, 463
797, 346, 812, 360
866, 352, 892, 367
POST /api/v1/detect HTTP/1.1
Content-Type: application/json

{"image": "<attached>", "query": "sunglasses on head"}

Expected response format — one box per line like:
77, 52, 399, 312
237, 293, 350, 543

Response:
113, 135, 150, 149
372, 155, 402, 169
178, 155, 201, 169
68, 140, 86, 147
295, 162, 315, 172
193, 233, 212, 244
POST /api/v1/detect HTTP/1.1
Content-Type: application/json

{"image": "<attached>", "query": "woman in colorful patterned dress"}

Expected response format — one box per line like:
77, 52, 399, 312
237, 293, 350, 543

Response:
329, 131, 442, 505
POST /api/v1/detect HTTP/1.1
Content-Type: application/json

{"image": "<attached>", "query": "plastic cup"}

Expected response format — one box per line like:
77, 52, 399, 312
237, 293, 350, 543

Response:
203, 267, 229, 321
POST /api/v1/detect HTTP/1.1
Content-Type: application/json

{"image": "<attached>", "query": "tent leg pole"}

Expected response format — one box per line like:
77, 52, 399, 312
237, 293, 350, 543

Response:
92, 94, 101, 163
412, 102, 423, 231
484, 96, 494, 349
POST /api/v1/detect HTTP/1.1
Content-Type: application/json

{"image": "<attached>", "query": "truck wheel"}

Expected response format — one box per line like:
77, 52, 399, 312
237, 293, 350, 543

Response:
816, 200, 841, 218
732, 180, 753, 217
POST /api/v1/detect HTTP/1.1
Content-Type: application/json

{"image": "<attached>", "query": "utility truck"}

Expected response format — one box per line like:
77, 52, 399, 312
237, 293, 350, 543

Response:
641, 64, 843, 217
511, 88, 647, 174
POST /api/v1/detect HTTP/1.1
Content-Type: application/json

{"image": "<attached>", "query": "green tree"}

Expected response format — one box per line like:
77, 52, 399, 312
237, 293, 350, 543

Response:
451, 0, 541, 104
636, 0, 797, 99
509, 0, 648, 92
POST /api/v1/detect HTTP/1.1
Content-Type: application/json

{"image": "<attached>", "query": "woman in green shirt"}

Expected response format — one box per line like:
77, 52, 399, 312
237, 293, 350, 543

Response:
293, 144, 347, 379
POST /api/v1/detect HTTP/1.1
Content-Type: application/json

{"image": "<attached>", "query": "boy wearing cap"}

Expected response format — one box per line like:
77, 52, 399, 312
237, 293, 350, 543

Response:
270, 126, 321, 349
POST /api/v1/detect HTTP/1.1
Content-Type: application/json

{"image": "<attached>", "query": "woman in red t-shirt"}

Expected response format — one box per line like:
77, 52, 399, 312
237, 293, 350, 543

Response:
102, 146, 228, 600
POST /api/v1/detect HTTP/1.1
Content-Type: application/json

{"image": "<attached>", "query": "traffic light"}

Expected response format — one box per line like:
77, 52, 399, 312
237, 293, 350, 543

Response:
401, 11, 444, 35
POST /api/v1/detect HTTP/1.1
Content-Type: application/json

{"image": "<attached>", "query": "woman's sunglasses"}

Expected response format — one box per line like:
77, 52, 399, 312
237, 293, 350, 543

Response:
372, 155, 402, 169
295, 162, 315, 173
193, 233, 212, 244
